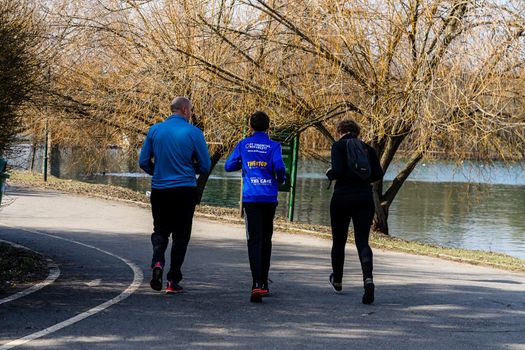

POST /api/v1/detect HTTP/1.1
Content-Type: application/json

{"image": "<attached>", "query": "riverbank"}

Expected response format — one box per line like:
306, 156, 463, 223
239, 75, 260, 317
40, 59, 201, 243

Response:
7, 170, 525, 273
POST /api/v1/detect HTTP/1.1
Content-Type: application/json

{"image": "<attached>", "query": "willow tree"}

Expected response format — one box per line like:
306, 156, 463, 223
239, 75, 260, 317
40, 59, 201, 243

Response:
39, 0, 324, 197
35, 1, 251, 189
38, 0, 525, 233
0, 0, 46, 155
186, 0, 525, 233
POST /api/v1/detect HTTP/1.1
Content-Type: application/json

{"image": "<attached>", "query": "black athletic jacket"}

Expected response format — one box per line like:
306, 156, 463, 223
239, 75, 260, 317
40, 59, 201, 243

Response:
326, 134, 384, 196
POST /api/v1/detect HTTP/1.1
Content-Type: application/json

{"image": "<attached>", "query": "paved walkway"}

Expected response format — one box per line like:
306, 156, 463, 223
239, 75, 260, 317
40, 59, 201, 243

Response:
0, 186, 524, 349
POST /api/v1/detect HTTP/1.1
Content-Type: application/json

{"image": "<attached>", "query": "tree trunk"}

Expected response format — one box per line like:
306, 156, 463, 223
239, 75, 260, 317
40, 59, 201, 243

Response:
30, 141, 37, 172
373, 151, 424, 235
372, 181, 389, 235
50, 144, 61, 177
372, 205, 389, 235
196, 144, 227, 204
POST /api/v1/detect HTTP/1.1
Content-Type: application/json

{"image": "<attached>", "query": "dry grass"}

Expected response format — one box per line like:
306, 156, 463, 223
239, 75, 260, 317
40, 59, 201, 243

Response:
8, 170, 525, 273
0, 242, 48, 295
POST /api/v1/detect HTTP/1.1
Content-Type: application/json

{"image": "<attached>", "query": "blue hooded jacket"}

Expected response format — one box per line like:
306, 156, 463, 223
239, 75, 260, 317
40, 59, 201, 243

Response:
225, 132, 286, 203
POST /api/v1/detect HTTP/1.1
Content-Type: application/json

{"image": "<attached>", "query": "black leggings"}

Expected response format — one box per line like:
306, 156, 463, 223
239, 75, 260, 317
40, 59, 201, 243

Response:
330, 193, 374, 283
243, 202, 278, 284
150, 187, 197, 283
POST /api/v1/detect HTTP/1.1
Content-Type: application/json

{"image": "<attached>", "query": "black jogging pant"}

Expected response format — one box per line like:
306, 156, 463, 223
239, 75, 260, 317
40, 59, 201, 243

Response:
150, 187, 198, 283
330, 193, 374, 283
243, 202, 278, 285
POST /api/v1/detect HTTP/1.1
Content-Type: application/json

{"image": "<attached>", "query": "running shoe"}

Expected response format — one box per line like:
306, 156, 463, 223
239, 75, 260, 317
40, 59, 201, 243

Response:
250, 287, 262, 303
329, 273, 342, 293
150, 262, 163, 291
260, 282, 270, 297
166, 281, 184, 294
362, 278, 375, 304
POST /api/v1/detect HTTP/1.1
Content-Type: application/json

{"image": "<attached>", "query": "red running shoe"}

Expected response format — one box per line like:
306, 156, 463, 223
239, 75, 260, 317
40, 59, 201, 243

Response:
166, 281, 183, 294
250, 287, 262, 303
260, 282, 270, 297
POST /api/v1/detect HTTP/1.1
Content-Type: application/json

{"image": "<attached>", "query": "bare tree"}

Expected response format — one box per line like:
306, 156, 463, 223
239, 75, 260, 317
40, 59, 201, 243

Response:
31, 0, 525, 233
185, 0, 525, 233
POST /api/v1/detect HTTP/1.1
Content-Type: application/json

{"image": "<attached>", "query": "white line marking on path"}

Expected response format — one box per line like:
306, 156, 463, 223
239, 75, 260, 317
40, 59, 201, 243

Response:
85, 279, 102, 287
0, 225, 144, 350
0, 239, 60, 306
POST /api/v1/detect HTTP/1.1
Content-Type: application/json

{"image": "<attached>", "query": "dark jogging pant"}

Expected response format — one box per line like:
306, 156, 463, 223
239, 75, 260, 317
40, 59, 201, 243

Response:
243, 202, 278, 285
330, 193, 375, 283
150, 187, 197, 283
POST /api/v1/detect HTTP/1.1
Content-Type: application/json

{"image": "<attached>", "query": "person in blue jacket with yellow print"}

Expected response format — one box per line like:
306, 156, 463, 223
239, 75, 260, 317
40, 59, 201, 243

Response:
225, 111, 286, 303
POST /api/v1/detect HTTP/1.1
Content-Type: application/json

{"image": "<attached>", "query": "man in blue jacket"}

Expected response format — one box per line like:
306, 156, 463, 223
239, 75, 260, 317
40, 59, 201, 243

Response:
225, 111, 286, 302
139, 97, 211, 294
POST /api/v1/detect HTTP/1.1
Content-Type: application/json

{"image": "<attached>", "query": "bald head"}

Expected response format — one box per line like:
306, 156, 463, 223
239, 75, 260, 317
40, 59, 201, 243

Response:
170, 96, 192, 120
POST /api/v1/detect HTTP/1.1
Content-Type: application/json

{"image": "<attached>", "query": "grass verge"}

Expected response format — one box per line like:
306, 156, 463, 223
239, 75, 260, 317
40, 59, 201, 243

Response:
7, 170, 525, 273
0, 242, 48, 295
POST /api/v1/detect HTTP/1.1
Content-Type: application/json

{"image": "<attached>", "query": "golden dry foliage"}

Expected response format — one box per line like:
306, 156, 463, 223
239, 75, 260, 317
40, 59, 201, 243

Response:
0, 0, 48, 155
30, 0, 525, 232
191, 0, 525, 232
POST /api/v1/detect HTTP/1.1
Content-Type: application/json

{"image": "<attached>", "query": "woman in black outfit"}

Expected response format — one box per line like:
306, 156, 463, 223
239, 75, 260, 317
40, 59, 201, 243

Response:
326, 119, 384, 304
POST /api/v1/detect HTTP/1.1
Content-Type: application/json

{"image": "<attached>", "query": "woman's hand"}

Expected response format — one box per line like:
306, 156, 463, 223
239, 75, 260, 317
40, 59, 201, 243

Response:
325, 167, 334, 180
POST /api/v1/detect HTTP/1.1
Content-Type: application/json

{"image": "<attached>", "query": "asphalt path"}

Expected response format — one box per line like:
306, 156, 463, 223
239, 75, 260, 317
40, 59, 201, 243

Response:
0, 186, 524, 349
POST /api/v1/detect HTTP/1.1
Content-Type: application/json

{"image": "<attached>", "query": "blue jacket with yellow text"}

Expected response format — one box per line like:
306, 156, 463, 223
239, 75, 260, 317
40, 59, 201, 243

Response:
224, 132, 286, 202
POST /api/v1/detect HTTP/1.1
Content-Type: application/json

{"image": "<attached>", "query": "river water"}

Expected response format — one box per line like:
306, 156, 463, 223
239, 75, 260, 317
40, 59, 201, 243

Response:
7, 145, 525, 259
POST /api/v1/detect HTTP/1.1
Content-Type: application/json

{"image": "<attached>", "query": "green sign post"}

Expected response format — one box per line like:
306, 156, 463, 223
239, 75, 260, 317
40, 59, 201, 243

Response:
44, 119, 49, 182
0, 158, 9, 206
272, 130, 300, 221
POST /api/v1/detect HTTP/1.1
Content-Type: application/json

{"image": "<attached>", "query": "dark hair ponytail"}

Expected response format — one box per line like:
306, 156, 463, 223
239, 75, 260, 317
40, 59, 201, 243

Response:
336, 119, 360, 137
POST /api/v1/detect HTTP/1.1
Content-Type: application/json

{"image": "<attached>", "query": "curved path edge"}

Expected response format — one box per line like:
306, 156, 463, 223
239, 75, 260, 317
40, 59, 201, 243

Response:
0, 238, 60, 306
0, 224, 144, 350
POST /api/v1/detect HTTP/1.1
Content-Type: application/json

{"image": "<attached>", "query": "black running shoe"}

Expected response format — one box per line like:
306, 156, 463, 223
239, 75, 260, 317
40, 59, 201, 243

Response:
362, 278, 375, 304
329, 273, 342, 293
150, 262, 163, 291
250, 287, 262, 303
166, 281, 183, 294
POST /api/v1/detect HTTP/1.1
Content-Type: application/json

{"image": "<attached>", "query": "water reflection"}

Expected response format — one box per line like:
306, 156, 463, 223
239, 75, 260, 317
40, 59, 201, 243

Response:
8, 145, 525, 259
388, 182, 525, 258
75, 164, 525, 259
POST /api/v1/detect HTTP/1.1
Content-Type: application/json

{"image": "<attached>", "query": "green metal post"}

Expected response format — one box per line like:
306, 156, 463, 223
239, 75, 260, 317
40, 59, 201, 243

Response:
239, 119, 249, 217
239, 171, 244, 217
44, 67, 51, 182
288, 135, 299, 221
44, 120, 48, 182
